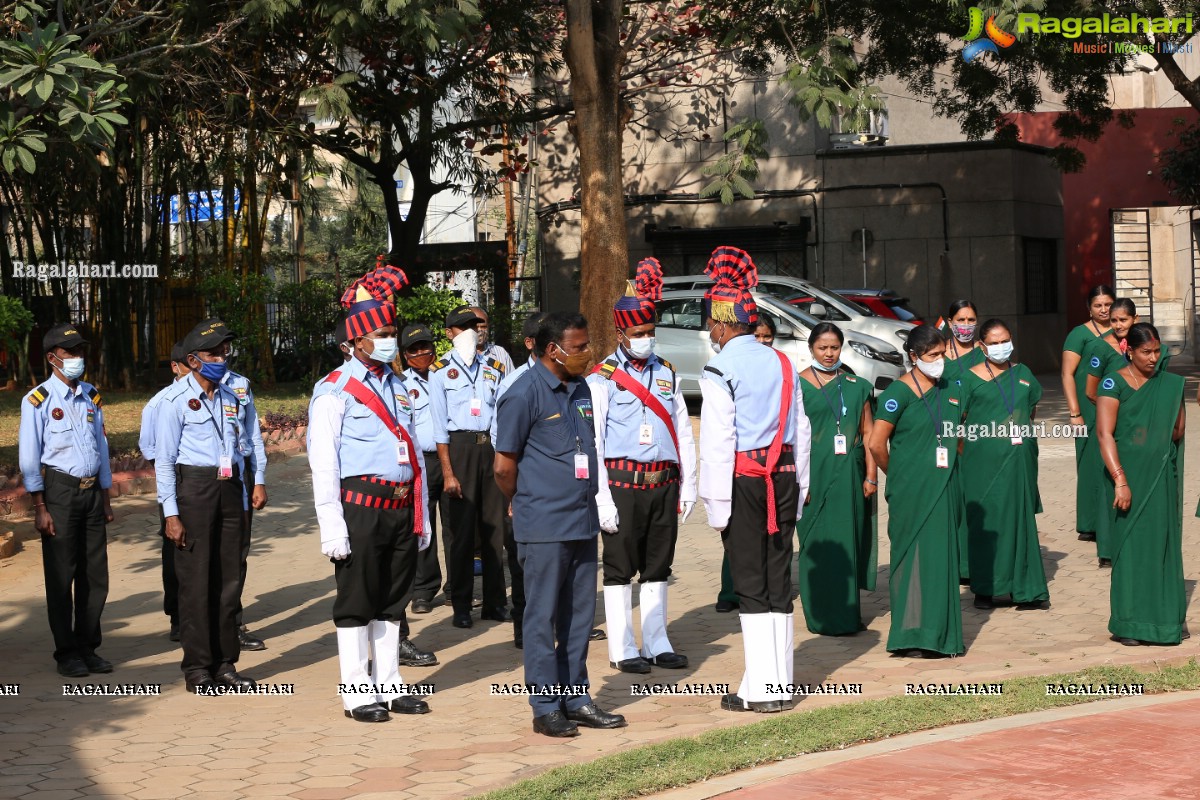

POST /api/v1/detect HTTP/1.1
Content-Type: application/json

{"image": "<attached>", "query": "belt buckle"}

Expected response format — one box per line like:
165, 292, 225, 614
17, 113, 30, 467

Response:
392, 484, 411, 500
475, 432, 489, 445
79, 476, 96, 490
644, 470, 665, 485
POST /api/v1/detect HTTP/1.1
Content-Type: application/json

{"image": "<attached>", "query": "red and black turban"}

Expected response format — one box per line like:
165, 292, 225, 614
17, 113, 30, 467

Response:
703, 246, 758, 325
613, 257, 664, 329
340, 257, 410, 339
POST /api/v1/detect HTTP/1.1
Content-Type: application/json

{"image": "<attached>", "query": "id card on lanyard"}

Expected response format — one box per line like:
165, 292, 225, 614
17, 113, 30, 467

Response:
199, 393, 233, 479
985, 361, 1022, 445
914, 376, 950, 469
813, 369, 849, 456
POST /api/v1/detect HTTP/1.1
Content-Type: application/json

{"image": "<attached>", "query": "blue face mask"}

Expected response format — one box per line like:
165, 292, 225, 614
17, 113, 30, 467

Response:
57, 356, 86, 380
812, 358, 842, 373
195, 358, 228, 383
368, 337, 398, 364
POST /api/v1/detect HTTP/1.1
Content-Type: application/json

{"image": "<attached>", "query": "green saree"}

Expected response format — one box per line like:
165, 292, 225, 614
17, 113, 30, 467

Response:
1064, 323, 1112, 534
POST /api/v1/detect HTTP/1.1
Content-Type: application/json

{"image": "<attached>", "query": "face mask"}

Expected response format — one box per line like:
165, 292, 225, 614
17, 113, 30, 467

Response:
407, 351, 435, 371
951, 323, 976, 343
624, 336, 655, 360
985, 342, 1013, 363
812, 358, 842, 373
194, 357, 228, 383
709, 323, 726, 354
452, 329, 478, 363
553, 343, 591, 378
914, 356, 944, 380
57, 356, 85, 380
368, 337, 398, 364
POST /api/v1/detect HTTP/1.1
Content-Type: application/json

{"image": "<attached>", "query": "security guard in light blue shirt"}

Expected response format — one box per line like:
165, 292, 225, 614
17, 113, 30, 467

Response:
155, 318, 258, 694
19, 323, 114, 678
429, 305, 510, 629
217, 366, 269, 651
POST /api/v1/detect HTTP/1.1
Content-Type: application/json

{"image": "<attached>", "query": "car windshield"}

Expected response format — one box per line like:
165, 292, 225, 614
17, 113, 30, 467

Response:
887, 300, 923, 323
757, 297, 819, 330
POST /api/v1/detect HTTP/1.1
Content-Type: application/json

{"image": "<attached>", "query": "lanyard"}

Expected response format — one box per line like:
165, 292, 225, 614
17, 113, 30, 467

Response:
812, 368, 846, 433
366, 373, 400, 426
197, 391, 229, 455
984, 361, 1017, 419
912, 372, 944, 446
455, 353, 481, 396
626, 355, 657, 423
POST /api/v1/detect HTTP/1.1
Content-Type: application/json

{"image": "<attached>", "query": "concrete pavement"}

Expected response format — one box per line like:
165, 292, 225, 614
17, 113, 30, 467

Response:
2, 370, 1200, 799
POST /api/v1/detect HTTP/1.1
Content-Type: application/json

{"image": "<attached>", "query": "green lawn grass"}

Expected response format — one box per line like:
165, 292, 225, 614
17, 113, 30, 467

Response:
0, 382, 314, 473
472, 660, 1200, 800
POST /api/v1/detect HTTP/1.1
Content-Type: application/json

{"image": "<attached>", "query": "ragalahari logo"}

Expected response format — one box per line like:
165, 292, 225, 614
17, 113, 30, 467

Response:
962, 7, 1016, 61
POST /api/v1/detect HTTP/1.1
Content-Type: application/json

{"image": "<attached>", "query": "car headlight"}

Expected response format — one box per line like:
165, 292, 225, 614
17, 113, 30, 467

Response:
848, 340, 903, 365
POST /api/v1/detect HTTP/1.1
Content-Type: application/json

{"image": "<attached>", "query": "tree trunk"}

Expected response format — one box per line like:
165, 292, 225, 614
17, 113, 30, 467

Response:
564, 0, 628, 361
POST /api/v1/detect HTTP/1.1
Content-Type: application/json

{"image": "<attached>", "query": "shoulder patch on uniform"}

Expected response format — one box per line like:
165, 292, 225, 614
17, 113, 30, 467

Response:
657, 357, 675, 372
1102, 377, 1115, 390
883, 397, 899, 413
1090, 355, 1101, 368
702, 366, 724, 377
430, 358, 449, 372
27, 384, 49, 407
487, 357, 505, 374
87, 387, 103, 408
597, 360, 617, 380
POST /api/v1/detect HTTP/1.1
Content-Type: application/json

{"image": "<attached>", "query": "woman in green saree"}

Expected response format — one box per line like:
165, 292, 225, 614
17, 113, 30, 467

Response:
1082, 298, 1138, 567
1062, 285, 1116, 542
795, 323, 878, 635
869, 325, 966, 658
943, 299, 983, 582
961, 319, 1049, 611
1095, 322, 1185, 646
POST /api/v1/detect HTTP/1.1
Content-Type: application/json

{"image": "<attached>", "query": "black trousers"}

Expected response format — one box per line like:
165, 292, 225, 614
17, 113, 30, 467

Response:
412, 452, 451, 601
41, 470, 108, 663
174, 466, 244, 680
723, 473, 799, 614
445, 434, 507, 614
333, 491, 417, 627
602, 483, 680, 586
235, 507, 253, 629
158, 505, 178, 622
504, 514, 526, 628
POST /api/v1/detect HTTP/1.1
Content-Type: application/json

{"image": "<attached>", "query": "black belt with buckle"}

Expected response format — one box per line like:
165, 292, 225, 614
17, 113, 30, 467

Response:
176, 463, 241, 482
449, 430, 491, 445
45, 468, 99, 490
606, 467, 679, 487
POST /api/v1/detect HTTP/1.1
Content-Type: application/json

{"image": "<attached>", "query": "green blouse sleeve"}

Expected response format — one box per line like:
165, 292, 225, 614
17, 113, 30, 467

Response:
1063, 325, 1089, 356
875, 381, 908, 426
1097, 372, 1126, 401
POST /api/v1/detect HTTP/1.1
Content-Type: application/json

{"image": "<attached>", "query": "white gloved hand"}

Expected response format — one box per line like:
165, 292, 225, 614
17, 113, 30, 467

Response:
418, 531, 431, 552
680, 501, 695, 525
598, 503, 620, 534
322, 536, 351, 560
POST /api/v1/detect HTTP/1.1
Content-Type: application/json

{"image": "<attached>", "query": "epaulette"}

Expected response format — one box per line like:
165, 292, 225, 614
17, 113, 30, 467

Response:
702, 366, 723, 377
658, 357, 676, 373
26, 383, 49, 407
596, 358, 619, 380
87, 386, 103, 408
487, 357, 505, 374
430, 358, 450, 372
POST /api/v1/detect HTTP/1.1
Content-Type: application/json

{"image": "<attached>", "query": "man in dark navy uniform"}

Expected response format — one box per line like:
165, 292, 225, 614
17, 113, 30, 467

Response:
495, 312, 626, 738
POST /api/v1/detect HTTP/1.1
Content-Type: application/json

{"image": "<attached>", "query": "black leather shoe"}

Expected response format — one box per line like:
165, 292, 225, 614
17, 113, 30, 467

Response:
84, 654, 113, 674
452, 612, 473, 629
611, 657, 652, 674
1099, 558, 1112, 568
566, 703, 626, 729
973, 594, 993, 610
398, 638, 438, 667
1116, 636, 1143, 646
648, 652, 688, 669
589, 628, 606, 641
714, 600, 738, 613
411, 599, 434, 614
345, 703, 390, 722
1078, 531, 1097, 541
169, 622, 180, 642
719, 693, 783, 713
57, 658, 88, 678
1015, 600, 1049, 611
533, 710, 579, 737
390, 695, 431, 715
186, 676, 218, 694
215, 670, 257, 691
239, 627, 267, 651
481, 606, 512, 622
514, 630, 523, 649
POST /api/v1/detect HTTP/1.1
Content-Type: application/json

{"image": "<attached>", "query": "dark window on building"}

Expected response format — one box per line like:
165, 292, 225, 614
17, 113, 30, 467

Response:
1023, 238, 1058, 314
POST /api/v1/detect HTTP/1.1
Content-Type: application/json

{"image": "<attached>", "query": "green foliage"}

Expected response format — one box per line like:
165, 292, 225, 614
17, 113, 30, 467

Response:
782, 34, 885, 133
197, 268, 276, 382
275, 278, 344, 383
0, 4, 129, 174
392, 286, 464, 355
1159, 119, 1200, 207
700, 119, 770, 204
0, 293, 34, 349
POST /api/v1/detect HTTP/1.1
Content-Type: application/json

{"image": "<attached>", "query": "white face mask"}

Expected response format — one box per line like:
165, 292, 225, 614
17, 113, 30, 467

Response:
56, 356, 85, 380
914, 356, 945, 380
709, 323, 725, 354
985, 342, 1014, 364
452, 329, 478, 363
624, 336, 655, 360
368, 337, 398, 364
812, 358, 842, 373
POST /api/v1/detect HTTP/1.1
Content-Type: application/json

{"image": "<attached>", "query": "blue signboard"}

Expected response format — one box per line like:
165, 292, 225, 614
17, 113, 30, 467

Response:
169, 189, 241, 224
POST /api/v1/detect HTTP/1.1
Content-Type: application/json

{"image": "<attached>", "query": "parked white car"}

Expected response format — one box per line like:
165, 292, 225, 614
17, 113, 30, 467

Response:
661, 274, 915, 347
655, 289, 905, 397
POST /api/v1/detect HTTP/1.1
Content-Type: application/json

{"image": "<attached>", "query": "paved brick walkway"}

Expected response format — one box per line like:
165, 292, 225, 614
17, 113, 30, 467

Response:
700, 694, 1200, 800
2, 370, 1200, 799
